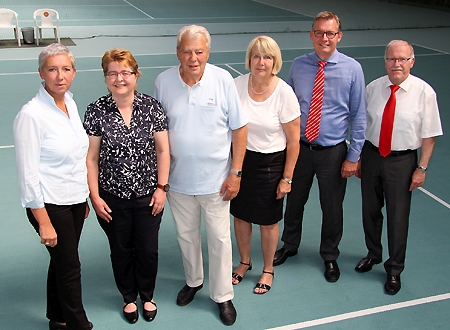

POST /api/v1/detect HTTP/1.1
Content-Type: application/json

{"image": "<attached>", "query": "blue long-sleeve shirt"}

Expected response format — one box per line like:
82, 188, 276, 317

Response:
287, 50, 366, 162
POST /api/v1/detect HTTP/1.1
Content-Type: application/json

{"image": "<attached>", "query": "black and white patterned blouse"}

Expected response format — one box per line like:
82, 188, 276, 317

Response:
84, 92, 168, 199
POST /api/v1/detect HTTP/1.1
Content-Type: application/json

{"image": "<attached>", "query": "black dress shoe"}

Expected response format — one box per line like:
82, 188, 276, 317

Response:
176, 283, 203, 306
123, 302, 139, 324
142, 300, 157, 322
49, 321, 67, 330
355, 257, 382, 273
324, 260, 340, 282
273, 247, 298, 266
217, 300, 237, 325
384, 275, 401, 295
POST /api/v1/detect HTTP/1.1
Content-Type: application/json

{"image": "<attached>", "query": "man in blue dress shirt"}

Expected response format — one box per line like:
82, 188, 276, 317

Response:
273, 11, 366, 283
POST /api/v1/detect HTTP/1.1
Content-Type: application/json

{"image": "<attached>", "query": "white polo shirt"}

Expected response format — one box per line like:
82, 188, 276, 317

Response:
154, 63, 247, 195
366, 74, 443, 150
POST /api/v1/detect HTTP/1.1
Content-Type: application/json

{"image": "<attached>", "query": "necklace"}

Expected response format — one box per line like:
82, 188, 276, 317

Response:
250, 73, 273, 95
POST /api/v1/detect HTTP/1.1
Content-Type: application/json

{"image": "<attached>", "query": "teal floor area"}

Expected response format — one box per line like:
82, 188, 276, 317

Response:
1, 0, 450, 329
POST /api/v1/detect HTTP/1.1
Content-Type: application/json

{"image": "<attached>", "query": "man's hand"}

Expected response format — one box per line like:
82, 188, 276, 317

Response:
220, 174, 241, 201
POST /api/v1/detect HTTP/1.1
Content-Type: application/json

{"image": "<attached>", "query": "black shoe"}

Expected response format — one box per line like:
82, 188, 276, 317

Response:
217, 300, 237, 325
123, 302, 139, 324
49, 321, 67, 330
355, 257, 382, 273
86, 322, 93, 329
142, 300, 157, 322
176, 283, 203, 306
324, 260, 340, 282
384, 274, 401, 295
273, 247, 298, 266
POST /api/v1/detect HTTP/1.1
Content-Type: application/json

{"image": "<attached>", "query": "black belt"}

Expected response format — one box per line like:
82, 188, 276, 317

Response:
367, 141, 415, 156
300, 139, 345, 151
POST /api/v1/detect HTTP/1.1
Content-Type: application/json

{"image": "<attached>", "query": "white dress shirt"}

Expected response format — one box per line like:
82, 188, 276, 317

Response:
13, 82, 89, 209
366, 74, 443, 150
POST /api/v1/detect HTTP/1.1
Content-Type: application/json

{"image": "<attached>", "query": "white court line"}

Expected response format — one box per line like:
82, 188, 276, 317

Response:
418, 187, 450, 209
252, 0, 313, 17
0, 145, 14, 149
268, 293, 450, 330
224, 64, 243, 76
123, 0, 154, 19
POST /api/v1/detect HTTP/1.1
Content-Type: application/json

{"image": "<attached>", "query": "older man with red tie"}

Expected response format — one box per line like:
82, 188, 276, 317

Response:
355, 40, 443, 295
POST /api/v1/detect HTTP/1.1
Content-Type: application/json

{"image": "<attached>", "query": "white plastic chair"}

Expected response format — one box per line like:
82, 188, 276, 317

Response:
0, 8, 21, 47
34, 8, 60, 46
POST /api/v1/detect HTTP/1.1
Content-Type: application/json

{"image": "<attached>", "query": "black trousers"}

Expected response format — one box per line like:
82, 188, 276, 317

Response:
27, 202, 91, 330
282, 141, 347, 260
98, 190, 162, 303
360, 141, 417, 276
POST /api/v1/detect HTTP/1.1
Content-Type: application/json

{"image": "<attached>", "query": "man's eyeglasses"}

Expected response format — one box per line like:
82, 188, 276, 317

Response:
385, 57, 411, 64
313, 30, 340, 39
105, 71, 136, 79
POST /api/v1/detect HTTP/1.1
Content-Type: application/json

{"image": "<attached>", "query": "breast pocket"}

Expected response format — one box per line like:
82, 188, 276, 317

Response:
199, 105, 224, 132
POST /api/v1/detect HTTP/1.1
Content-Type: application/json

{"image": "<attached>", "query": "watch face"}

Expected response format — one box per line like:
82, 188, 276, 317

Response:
163, 184, 170, 192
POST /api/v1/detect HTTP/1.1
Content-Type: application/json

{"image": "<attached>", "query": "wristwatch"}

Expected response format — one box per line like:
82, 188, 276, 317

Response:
157, 183, 170, 192
230, 169, 242, 177
282, 177, 293, 184
417, 165, 427, 172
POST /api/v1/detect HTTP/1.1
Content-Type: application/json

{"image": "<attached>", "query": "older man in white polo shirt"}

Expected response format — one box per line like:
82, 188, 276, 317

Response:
154, 25, 247, 325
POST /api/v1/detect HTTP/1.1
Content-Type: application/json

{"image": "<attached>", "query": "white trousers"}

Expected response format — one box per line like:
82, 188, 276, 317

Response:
167, 191, 234, 303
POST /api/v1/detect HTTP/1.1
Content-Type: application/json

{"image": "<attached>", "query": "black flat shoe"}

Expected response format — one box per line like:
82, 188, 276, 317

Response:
324, 260, 340, 282
142, 300, 157, 322
176, 283, 203, 306
273, 247, 298, 266
232, 260, 252, 285
49, 321, 67, 330
384, 274, 401, 295
217, 300, 237, 325
123, 301, 139, 324
355, 257, 382, 273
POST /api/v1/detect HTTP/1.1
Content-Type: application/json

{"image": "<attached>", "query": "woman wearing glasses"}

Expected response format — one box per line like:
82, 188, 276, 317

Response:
13, 43, 93, 330
84, 49, 169, 324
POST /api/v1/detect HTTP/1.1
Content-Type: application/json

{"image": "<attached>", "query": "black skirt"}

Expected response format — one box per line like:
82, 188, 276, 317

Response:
230, 149, 285, 225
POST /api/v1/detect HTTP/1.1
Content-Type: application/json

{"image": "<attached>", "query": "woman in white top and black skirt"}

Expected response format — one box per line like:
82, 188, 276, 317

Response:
230, 36, 300, 294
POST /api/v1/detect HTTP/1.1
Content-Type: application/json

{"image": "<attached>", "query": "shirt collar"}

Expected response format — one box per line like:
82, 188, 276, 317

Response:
385, 74, 412, 92
38, 81, 73, 107
313, 50, 340, 65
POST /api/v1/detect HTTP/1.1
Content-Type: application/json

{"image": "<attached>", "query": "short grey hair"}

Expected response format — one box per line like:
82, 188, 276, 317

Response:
38, 43, 76, 70
176, 25, 211, 50
385, 40, 415, 59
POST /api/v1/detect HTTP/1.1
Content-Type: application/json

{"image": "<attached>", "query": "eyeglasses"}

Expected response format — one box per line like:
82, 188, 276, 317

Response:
385, 57, 411, 64
313, 30, 340, 39
105, 71, 136, 79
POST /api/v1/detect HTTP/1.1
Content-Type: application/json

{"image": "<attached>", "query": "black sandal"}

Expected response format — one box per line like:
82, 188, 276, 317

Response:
254, 270, 274, 294
232, 260, 252, 285
142, 300, 157, 322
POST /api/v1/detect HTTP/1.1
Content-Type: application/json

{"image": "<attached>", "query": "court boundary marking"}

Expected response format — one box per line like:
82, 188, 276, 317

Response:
268, 293, 450, 329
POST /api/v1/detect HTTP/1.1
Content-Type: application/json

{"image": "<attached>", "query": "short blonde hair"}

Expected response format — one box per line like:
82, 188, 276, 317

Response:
245, 36, 282, 75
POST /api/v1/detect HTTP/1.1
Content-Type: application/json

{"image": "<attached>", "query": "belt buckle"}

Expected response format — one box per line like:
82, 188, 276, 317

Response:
310, 144, 319, 150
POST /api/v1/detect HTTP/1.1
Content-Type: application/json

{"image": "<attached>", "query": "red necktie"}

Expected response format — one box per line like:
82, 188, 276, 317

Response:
379, 85, 400, 157
305, 61, 327, 142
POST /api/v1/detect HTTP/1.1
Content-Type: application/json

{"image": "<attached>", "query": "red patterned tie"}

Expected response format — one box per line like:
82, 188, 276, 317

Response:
379, 85, 400, 157
305, 61, 327, 142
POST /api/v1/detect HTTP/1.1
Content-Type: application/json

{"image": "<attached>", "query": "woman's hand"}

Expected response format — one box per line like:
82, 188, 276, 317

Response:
276, 179, 291, 199
150, 189, 166, 216
39, 222, 57, 247
90, 196, 112, 222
